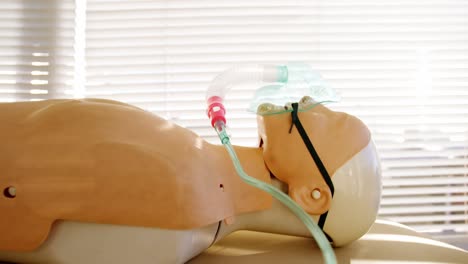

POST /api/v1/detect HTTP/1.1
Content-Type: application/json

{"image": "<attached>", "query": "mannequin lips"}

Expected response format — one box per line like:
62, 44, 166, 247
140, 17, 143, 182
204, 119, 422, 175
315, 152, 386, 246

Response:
256, 96, 319, 115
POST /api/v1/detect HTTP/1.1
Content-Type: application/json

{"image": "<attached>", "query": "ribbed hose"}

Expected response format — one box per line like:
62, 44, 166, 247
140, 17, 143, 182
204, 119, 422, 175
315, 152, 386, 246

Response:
214, 121, 337, 264
206, 65, 286, 100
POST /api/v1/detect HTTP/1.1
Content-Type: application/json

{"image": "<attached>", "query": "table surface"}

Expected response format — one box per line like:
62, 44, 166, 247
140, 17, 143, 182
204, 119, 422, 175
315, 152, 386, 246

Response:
189, 219, 468, 264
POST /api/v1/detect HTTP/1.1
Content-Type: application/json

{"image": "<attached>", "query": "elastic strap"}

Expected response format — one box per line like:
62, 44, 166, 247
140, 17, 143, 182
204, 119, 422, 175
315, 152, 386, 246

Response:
289, 102, 335, 231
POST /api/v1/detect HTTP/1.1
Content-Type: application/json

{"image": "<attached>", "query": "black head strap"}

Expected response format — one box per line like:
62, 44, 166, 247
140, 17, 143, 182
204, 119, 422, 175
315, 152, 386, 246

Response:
289, 102, 335, 232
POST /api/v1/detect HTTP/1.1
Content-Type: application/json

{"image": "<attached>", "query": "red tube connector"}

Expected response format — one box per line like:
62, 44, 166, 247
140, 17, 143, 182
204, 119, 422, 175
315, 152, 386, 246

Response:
207, 96, 226, 127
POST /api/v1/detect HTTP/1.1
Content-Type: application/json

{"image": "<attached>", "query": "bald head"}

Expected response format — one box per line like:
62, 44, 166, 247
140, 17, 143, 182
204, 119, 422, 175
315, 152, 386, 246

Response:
256, 97, 380, 245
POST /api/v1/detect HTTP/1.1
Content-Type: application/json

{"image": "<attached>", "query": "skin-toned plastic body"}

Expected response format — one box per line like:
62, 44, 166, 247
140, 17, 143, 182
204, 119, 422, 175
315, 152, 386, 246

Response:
0, 99, 271, 251
0, 98, 381, 263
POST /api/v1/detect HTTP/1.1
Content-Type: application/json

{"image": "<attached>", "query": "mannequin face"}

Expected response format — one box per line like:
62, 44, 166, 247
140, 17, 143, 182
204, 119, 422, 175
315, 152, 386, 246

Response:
256, 97, 371, 216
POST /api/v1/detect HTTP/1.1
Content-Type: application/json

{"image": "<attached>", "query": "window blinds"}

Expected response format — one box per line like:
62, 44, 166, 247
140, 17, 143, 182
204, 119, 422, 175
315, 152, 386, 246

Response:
3, 0, 468, 235
0, 0, 75, 101
85, 0, 468, 234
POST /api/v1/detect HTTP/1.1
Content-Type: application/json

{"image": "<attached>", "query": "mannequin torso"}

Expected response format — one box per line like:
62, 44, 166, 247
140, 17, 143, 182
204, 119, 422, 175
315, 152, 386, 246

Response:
0, 98, 271, 251
0, 98, 380, 263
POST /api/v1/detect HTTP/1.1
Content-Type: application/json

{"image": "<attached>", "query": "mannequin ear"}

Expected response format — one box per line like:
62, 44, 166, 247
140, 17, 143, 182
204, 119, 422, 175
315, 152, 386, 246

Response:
289, 184, 332, 215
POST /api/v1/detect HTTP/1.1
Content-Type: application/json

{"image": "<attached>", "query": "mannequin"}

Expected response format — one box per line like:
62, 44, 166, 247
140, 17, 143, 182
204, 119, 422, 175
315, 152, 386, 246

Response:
0, 97, 381, 263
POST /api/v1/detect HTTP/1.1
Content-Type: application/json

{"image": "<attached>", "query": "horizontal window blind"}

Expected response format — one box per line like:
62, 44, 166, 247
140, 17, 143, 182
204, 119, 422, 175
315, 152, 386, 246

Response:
85, 0, 468, 235
0, 0, 76, 102
2, 0, 466, 236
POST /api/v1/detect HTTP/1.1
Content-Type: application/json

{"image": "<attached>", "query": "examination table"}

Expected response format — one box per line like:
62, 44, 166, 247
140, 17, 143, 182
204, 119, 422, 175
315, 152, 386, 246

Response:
189, 219, 468, 264
0, 219, 466, 263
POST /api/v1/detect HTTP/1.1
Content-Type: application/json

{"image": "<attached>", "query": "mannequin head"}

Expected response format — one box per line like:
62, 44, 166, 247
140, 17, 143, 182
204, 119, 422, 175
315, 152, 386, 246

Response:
256, 96, 382, 246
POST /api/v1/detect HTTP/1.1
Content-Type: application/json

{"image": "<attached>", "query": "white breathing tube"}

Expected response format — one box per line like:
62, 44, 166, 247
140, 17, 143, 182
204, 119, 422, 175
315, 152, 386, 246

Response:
206, 64, 288, 100
206, 64, 337, 264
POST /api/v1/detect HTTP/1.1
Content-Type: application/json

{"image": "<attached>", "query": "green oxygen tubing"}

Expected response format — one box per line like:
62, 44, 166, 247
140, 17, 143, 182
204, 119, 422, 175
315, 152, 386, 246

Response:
206, 63, 337, 264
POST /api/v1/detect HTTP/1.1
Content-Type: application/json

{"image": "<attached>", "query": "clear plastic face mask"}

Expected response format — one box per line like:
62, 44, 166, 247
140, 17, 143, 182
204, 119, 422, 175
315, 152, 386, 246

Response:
248, 63, 340, 115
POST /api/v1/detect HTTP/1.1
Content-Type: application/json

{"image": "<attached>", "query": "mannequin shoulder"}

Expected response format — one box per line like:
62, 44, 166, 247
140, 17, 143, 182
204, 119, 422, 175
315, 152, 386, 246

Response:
1, 98, 211, 166
0, 99, 147, 123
